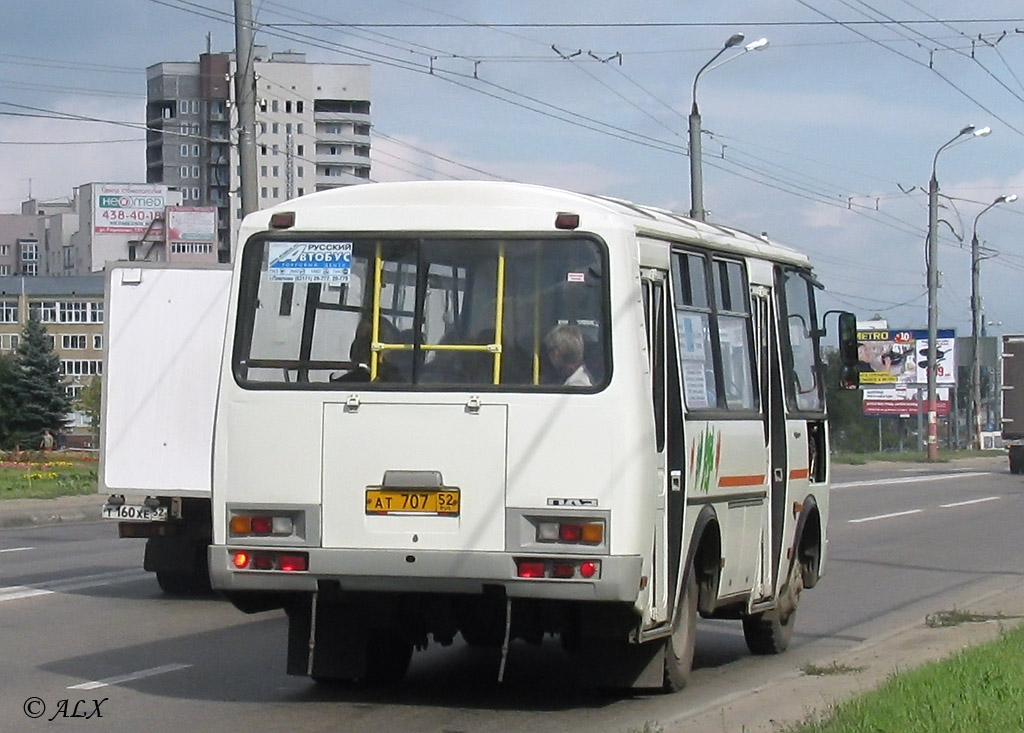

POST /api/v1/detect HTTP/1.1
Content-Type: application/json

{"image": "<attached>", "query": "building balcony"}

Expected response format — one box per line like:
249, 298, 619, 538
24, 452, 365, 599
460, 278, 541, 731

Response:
315, 151, 369, 167
312, 110, 371, 125
315, 170, 369, 187
313, 130, 372, 145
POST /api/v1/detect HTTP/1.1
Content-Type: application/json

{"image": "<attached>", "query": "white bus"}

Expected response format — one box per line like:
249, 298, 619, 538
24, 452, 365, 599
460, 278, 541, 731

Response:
209, 181, 857, 690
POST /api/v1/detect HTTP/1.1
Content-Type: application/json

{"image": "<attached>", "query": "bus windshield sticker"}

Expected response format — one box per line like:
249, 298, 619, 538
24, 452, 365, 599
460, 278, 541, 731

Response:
566, 272, 586, 283
268, 242, 352, 283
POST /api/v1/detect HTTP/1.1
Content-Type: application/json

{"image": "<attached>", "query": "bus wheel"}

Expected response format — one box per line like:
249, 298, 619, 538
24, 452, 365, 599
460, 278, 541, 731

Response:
742, 562, 802, 655
663, 570, 698, 692
364, 635, 413, 685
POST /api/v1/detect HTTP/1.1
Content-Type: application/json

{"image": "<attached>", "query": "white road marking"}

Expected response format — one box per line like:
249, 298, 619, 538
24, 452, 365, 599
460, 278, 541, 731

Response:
0, 546, 33, 553
834, 471, 988, 489
940, 496, 1001, 508
848, 509, 922, 524
69, 663, 192, 691
0, 569, 149, 604
0, 586, 52, 602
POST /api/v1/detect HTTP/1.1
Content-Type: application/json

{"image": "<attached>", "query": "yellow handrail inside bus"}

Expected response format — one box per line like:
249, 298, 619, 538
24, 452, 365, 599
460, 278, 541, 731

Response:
532, 246, 541, 385
370, 241, 383, 381
493, 242, 506, 385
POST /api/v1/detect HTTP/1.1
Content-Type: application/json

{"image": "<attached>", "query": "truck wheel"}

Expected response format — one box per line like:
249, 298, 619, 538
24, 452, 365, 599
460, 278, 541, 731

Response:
156, 571, 194, 594
155, 562, 211, 595
662, 570, 698, 692
1009, 448, 1024, 474
364, 635, 413, 685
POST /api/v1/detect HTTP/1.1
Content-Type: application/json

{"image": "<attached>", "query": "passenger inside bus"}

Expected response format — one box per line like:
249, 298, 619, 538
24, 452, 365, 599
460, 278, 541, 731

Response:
331, 317, 402, 382
543, 323, 593, 387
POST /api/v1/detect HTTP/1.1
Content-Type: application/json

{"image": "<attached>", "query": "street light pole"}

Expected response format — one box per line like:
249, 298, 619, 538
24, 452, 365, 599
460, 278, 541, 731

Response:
688, 34, 767, 221
925, 125, 990, 460
970, 193, 1017, 449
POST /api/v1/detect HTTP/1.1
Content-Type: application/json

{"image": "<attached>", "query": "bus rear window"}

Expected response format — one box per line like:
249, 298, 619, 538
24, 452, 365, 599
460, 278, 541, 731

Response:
233, 236, 608, 390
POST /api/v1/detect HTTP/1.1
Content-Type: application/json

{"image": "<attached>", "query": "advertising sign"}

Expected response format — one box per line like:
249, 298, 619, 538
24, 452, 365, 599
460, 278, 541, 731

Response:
268, 242, 352, 283
862, 387, 951, 417
93, 184, 166, 235
857, 328, 955, 386
166, 207, 217, 243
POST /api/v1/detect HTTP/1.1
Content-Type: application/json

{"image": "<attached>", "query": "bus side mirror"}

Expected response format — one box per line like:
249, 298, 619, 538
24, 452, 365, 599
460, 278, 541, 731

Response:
837, 311, 859, 390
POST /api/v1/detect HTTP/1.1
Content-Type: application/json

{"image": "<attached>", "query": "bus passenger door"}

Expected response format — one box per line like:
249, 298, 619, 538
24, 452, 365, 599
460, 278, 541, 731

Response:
752, 285, 786, 600
642, 271, 681, 625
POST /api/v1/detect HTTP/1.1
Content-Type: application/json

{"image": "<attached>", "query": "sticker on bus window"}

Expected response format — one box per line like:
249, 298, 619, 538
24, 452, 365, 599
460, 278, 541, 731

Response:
566, 272, 586, 283
267, 242, 352, 283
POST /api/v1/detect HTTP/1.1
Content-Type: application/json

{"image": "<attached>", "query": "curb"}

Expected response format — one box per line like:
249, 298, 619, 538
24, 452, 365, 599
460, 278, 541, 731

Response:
0, 497, 105, 530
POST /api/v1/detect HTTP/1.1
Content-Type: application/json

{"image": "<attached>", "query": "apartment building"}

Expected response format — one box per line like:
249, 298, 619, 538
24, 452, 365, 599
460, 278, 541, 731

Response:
0, 275, 105, 444
146, 47, 372, 258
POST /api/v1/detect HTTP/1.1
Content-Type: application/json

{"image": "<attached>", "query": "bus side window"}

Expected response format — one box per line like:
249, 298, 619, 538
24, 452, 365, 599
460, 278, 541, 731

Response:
672, 252, 718, 410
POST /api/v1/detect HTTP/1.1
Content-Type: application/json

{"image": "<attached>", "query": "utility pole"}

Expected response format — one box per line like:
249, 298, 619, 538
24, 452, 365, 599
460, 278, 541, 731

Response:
233, 0, 259, 223
970, 194, 1016, 449
925, 125, 990, 460
285, 132, 295, 199
926, 167, 940, 461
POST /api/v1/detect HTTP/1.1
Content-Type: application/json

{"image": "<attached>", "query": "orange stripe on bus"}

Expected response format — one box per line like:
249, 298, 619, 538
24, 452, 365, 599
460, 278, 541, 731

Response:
717, 474, 766, 488
789, 468, 810, 480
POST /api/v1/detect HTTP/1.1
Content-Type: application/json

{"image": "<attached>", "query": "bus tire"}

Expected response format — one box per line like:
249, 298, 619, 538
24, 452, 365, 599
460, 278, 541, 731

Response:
663, 569, 698, 692
742, 562, 801, 655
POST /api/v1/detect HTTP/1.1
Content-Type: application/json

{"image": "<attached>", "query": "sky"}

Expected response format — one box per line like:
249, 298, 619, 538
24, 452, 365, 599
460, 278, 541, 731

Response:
3, 1, 1024, 340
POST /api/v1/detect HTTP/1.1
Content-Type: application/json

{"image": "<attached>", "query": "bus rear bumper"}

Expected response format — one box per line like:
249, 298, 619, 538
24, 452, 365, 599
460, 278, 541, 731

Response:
210, 545, 643, 603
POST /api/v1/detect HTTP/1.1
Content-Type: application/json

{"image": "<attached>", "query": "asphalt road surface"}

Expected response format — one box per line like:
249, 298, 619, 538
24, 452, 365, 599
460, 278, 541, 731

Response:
1, 456, 1020, 732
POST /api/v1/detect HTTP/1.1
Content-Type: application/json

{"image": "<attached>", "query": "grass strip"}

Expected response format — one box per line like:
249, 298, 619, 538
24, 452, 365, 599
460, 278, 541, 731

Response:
788, 624, 1024, 732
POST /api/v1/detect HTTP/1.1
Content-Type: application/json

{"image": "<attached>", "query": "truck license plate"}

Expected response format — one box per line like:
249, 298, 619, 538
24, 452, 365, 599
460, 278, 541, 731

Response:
365, 489, 460, 516
101, 504, 168, 521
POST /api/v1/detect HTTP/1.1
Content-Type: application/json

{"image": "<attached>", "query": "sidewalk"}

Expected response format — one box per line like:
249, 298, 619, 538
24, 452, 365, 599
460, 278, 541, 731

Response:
0, 493, 106, 530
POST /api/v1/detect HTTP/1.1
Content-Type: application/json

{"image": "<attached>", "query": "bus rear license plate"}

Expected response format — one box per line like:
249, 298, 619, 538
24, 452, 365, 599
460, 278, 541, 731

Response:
365, 489, 460, 516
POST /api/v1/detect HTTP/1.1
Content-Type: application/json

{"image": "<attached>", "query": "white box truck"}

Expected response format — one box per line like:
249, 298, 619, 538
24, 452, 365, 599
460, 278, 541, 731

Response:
99, 262, 231, 592
1001, 334, 1024, 473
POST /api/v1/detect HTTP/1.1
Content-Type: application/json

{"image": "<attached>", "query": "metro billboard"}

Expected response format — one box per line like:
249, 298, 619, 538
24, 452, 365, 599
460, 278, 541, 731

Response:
857, 328, 956, 386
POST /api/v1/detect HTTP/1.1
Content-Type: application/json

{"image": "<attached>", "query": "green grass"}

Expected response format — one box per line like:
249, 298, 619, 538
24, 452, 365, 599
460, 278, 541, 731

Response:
0, 452, 98, 500
787, 624, 1024, 732
832, 449, 1004, 465
802, 661, 865, 676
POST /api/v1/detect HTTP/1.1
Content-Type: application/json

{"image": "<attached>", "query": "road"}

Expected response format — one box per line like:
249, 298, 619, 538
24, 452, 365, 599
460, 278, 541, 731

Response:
1, 457, 1021, 732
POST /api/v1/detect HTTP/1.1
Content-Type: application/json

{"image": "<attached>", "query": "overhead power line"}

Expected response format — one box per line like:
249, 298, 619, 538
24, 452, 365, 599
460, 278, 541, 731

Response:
263, 19, 1024, 29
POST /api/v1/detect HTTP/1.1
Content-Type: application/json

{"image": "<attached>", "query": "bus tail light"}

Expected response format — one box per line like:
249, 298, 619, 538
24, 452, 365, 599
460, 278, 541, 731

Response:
230, 550, 308, 572
229, 512, 295, 537
536, 520, 604, 545
515, 558, 601, 580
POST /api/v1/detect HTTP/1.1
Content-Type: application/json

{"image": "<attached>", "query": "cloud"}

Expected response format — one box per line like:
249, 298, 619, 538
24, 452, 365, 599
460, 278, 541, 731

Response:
0, 97, 145, 212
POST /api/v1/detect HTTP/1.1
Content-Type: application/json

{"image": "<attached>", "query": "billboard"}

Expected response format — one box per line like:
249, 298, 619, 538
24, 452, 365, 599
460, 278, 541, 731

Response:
166, 207, 217, 243
862, 387, 951, 417
857, 328, 956, 386
93, 184, 166, 235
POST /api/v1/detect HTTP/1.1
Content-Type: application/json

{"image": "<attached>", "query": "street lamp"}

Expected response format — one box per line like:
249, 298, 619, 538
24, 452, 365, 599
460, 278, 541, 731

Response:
970, 193, 1016, 449
925, 124, 991, 460
688, 34, 769, 221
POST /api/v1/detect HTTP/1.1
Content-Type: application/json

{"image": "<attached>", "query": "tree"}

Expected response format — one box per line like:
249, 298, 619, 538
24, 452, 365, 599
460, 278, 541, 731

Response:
4, 317, 71, 448
0, 352, 15, 447
75, 375, 102, 439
